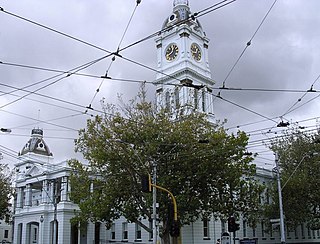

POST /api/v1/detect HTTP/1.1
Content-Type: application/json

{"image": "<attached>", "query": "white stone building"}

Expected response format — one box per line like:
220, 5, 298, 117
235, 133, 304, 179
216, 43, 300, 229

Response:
11, 1, 320, 244
13, 128, 107, 244
0, 217, 12, 243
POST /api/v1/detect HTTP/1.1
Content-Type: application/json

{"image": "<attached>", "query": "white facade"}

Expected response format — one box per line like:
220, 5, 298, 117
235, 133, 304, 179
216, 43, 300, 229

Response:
0, 217, 12, 243
11, 1, 320, 244
154, 0, 215, 121
13, 129, 107, 244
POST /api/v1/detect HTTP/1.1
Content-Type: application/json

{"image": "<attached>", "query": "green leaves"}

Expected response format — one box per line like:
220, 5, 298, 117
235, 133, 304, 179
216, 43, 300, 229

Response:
0, 164, 12, 221
69, 91, 261, 235
268, 130, 320, 230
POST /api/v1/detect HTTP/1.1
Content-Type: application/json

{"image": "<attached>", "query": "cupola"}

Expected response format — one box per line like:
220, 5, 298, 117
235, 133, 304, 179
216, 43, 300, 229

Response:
19, 128, 53, 156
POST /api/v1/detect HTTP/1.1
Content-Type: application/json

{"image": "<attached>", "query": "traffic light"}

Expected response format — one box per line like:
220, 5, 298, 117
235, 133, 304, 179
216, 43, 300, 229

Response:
141, 174, 152, 193
228, 216, 240, 232
169, 220, 180, 237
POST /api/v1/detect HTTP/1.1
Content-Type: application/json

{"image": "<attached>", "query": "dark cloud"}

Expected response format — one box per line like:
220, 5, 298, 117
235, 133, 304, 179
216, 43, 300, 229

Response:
1, 0, 320, 168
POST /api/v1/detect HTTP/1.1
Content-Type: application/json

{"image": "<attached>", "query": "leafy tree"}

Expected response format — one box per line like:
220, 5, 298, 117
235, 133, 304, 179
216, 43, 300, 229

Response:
69, 91, 263, 242
268, 129, 320, 230
0, 163, 12, 221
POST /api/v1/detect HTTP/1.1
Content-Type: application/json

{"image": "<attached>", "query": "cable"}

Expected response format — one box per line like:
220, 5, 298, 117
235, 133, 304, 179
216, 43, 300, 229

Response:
220, 0, 278, 88
88, 1, 142, 110
0, 1, 236, 89
214, 93, 278, 123
0, 55, 110, 109
0, 109, 78, 131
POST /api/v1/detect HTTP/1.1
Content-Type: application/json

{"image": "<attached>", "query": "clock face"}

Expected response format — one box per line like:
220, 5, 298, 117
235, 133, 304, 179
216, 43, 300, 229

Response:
191, 43, 202, 61
165, 44, 179, 61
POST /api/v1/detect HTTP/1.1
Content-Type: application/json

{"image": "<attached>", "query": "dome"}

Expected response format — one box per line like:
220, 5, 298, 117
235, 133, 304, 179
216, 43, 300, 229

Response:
19, 128, 53, 156
173, 0, 189, 8
162, 0, 204, 36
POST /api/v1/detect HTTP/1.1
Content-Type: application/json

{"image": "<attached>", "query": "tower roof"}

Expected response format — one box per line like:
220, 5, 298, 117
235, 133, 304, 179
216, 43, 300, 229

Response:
173, 0, 189, 8
19, 128, 53, 156
162, 0, 204, 36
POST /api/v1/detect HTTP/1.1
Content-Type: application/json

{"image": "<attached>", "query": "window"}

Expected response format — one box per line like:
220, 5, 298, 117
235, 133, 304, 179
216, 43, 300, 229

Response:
175, 87, 180, 109
122, 222, 128, 240
4, 229, 9, 238
242, 220, 247, 237
301, 224, 305, 238
194, 89, 198, 109
111, 223, 116, 240
203, 218, 210, 239
165, 91, 170, 111
202, 90, 206, 112
135, 223, 142, 240
265, 188, 270, 204
33, 228, 38, 242
221, 220, 226, 233
149, 220, 153, 240
261, 222, 265, 238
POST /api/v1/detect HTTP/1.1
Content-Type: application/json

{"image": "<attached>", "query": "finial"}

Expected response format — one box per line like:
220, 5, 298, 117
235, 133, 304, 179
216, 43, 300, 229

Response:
173, 0, 189, 7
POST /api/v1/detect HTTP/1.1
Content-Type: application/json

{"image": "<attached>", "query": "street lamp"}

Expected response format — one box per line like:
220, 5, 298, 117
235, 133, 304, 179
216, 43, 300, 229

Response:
274, 152, 318, 244
274, 153, 285, 244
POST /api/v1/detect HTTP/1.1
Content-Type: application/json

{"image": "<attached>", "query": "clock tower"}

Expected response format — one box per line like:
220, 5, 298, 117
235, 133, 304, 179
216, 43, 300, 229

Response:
154, 0, 215, 121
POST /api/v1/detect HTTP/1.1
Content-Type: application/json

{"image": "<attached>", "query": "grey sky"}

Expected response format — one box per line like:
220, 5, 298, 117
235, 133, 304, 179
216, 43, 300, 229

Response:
1, 0, 320, 168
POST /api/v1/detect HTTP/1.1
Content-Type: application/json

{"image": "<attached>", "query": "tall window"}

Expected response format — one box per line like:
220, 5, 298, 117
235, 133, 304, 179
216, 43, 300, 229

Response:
149, 220, 153, 240
202, 90, 206, 112
122, 222, 128, 240
242, 220, 247, 237
135, 223, 142, 240
111, 223, 116, 240
301, 224, 305, 238
194, 89, 198, 109
33, 228, 38, 242
165, 91, 170, 111
175, 87, 180, 109
261, 222, 265, 238
203, 218, 210, 239
4, 229, 9, 238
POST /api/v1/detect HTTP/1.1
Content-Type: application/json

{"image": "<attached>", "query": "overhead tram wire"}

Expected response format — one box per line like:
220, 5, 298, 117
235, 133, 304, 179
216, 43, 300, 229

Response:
3, 60, 319, 95
9, 112, 85, 132
0, 61, 155, 85
0, 109, 78, 132
87, 0, 142, 111
280, 73, 320, 118
0, 82, 104, 114
0, 54, 111, 110
219, 0, 278, 89
267, 73, 320, 133
213, 92, 278, 123
0, 1, 236, 91
0, 7, 112, 55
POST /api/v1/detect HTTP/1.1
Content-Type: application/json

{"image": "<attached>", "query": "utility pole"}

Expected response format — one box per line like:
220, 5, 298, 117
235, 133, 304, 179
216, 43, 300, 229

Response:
152, 161, 158, 244
275, 153, 286, 244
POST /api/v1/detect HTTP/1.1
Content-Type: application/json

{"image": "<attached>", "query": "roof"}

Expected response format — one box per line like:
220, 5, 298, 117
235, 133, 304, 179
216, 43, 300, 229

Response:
19, 128, 53, 156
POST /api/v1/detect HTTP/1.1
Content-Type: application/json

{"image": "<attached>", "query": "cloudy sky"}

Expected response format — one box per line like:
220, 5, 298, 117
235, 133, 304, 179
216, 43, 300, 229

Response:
1, 0, 320, 169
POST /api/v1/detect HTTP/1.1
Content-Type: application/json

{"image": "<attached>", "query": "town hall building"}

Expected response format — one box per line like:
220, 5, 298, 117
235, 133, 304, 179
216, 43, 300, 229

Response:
11, 0, 320, 244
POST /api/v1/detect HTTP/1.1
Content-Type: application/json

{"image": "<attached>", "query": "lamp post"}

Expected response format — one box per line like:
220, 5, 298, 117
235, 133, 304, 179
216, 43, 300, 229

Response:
152, 161, 158, 244
274, 153, 285, 244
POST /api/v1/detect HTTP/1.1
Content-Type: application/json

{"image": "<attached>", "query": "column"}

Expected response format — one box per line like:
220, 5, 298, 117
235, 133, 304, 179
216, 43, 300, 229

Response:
61, 177, 68, 202
49, 180, 55, 204
24, 184, 32, 206
16, 187, 23, 208
42, 180, 49, 204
